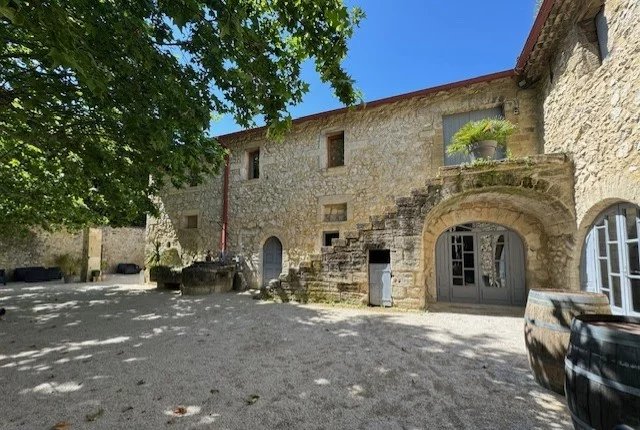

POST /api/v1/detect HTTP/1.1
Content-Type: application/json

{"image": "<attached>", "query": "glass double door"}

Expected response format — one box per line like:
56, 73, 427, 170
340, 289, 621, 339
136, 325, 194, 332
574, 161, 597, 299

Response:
583, 204, 640, 316
436, 224, 526, 306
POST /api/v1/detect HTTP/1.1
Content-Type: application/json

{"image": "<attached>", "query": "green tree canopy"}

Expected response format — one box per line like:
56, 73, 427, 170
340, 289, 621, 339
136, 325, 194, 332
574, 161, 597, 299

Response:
0, 0, 363, 231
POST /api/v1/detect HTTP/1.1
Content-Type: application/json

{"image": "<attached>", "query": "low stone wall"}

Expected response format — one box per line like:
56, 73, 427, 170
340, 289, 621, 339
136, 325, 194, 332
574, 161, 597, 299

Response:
0, 227, 145, 278
0, 229, 84, 278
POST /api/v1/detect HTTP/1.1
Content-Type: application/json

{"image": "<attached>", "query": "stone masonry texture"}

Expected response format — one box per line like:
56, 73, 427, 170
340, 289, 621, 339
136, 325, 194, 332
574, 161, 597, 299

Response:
147, 0, 638, 309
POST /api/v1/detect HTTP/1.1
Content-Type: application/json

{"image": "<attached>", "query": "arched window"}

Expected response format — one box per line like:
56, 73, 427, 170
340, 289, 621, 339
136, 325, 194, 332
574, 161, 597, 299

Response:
582, 203, 640, 316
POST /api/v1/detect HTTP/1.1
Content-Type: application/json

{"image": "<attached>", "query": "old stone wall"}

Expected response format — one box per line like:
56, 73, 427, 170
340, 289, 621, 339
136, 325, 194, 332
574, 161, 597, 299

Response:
216, 76, 541, 286
145, 177, 224, 268
0, 227, 145, 278
101, 227, 145, 273
284, 155, 575, 308
539, 0, 640, 233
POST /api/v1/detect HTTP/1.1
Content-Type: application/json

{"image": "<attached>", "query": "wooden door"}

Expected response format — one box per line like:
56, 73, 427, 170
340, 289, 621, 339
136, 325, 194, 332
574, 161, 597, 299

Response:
262, 237, 282, 286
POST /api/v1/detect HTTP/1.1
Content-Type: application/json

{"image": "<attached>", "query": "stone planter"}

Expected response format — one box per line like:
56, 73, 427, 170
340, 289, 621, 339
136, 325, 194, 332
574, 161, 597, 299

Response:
469, 140, 498, 160
181, 263, 236, 296
151, 265, 182, 290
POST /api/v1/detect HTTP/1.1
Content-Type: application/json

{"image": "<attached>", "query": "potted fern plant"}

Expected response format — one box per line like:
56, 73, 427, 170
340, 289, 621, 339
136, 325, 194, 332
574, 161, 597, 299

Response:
447, 118, 517, 160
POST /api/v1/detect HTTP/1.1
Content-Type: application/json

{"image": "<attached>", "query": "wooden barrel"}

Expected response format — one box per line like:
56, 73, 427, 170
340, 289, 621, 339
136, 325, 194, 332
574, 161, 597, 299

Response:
566, 314, 640, 430
524, 289, 611, 394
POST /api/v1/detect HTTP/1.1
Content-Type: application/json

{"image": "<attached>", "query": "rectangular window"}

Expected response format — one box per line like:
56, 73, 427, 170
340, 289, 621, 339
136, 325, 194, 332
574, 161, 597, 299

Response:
327, 132, 345, 168
247, 149, 260, 180
185, 215, 198, 229
323, 231, 340, 247
324, 203, 347, 222
595, 8, 609, 61
442, 106, 505, 166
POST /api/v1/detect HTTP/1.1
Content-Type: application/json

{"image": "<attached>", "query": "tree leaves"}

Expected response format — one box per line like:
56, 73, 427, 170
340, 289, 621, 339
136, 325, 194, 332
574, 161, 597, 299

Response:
0, 0, 362, 232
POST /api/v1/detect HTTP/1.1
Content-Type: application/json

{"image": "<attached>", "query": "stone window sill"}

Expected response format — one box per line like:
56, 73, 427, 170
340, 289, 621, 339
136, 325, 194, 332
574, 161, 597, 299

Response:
322, 165, 347, 176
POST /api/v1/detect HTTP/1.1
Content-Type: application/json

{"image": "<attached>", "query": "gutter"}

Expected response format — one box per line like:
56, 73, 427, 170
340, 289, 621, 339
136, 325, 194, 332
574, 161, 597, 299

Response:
515, 0, 557, 74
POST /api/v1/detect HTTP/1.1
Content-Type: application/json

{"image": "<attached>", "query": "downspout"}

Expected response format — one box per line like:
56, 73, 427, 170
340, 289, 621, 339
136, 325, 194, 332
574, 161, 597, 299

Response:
220, 151, 230, 256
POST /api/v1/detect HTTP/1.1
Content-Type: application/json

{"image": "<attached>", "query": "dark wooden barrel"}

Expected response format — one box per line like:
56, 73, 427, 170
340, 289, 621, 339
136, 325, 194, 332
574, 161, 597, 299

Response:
566, 314, 640, 430
524, 289, 611, 394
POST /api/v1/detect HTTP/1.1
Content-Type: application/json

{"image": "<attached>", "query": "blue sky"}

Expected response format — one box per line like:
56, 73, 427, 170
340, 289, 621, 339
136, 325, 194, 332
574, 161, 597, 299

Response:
212, 0, 538, 136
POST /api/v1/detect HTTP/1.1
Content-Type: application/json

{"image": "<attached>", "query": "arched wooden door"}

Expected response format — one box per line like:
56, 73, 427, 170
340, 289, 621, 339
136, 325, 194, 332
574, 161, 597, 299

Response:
262, 236, 283, 286
436, 223, 526, 306
582, 203, 640, 316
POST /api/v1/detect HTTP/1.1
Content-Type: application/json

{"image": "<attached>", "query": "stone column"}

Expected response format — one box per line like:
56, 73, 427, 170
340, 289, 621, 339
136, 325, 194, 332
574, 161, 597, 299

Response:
81, 227, 102, 282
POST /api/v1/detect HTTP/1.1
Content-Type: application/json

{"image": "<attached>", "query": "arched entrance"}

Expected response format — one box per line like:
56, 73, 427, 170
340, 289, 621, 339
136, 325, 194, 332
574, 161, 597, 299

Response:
262, 236, 283, 286
436, 222, 526, 306
582, 203, 640, 316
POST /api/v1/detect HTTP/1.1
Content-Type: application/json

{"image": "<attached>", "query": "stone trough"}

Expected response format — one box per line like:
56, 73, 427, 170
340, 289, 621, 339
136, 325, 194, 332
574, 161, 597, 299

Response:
151, 262, 236, 295
181, 262, 236, 295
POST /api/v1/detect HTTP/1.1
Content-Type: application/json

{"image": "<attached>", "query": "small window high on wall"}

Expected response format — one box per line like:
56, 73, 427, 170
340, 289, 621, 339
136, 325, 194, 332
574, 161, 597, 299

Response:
595, 8, 609, 61
323, 231, 340, 246
324, 203, 347, 222
247, 149, 260, 180
327, 132, 345, 168
443, 106, 506, 166
185, 215, 198, 229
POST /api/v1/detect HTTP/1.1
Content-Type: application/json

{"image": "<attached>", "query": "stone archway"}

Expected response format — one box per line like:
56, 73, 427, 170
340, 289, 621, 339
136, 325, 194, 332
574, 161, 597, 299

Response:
435, 222, 526, 305
421, 189, 576, 305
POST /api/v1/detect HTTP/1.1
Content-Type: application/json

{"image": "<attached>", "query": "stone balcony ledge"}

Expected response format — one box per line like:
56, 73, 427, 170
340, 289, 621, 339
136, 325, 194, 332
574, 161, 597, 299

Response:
437, 153, 571, 179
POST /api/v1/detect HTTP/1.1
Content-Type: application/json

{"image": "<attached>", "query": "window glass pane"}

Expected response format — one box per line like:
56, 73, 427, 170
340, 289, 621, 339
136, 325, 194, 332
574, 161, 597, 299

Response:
598, 228, 607, 257
451, 236, 462, 260
452, 262, 462, 277
599, 259, 609, 289
631, 278, 640, 313
327, 133, 345, 168
323, 232, 339, 247
463, 236, 473, 252
463, 253, 474, 268
606, 214, 617, 242
464, 270, 475, 286
324, 203, 347, 222
609, 244, 620, 273
628, 242, 640, 276
186, 215, 198, 229
248, 150, 260, 179
452, 277, 463, 286
611, 275, 622, 307
626, 207, 639, 240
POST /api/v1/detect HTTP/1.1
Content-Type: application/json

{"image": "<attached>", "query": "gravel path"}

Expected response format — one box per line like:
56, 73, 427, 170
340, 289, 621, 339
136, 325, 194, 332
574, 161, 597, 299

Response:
0, 277, 571, 429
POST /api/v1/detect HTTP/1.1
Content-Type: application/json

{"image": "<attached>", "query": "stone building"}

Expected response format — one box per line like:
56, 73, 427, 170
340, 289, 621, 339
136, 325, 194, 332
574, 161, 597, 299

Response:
147, 0, 639, 315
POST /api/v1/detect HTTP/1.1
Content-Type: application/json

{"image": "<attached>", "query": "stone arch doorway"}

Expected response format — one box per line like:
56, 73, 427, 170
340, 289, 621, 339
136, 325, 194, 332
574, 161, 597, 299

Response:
435, 222, 526, 306
581, 202, 640, 316
262, 236, 283, 286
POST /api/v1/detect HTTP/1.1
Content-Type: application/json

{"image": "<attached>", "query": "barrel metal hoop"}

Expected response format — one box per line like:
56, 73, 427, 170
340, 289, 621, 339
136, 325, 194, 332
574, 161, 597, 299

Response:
565, 359, 640, 397
569, 409, 595, 430
528, 291, 608, 306
572, 319, 640, 346
525, 317, 572, 333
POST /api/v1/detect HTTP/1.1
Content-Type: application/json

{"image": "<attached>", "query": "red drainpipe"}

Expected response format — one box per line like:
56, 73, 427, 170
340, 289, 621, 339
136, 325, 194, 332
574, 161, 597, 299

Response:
220, 151, 230, 255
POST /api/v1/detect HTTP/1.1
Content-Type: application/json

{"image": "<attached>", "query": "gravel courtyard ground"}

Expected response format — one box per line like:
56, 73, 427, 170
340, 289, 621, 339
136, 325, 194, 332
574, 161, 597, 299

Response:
0, 277, 571, 429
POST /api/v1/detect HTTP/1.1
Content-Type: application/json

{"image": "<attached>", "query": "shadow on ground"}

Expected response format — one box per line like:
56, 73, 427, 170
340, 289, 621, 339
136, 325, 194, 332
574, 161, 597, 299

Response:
0, 278, 571, 429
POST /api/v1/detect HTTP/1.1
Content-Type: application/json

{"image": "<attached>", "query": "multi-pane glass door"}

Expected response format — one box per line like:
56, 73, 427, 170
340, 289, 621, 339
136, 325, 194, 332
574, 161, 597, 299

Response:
583, 204, 640, 316
436, 223, 526, 306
